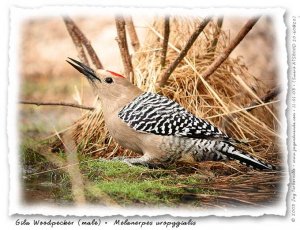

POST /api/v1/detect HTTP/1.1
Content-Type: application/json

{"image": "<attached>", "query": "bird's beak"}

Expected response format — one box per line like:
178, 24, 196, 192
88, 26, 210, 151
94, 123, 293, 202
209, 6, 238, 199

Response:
66, 57, 101, 82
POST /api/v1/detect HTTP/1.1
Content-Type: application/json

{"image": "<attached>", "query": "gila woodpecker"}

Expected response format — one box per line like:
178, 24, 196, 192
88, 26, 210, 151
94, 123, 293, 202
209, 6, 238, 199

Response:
67, 58, 275, 170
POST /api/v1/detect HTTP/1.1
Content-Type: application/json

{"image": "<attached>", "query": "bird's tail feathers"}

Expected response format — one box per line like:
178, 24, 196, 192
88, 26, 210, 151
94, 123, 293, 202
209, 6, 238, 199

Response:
217, 142, 277, 170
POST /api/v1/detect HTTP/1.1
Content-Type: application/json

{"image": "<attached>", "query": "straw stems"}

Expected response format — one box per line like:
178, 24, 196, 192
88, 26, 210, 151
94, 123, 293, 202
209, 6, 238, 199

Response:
62, 131, 86, 204
160, 15, 170, 67
221, 86, 281, 130
158, 17, 211, 88
19, 100, 95, 111
246, 86, 281, 112
125, 16, 140, 52
115, 15, 135, 82
199, 17, 261, 83
63, 16, 103, 69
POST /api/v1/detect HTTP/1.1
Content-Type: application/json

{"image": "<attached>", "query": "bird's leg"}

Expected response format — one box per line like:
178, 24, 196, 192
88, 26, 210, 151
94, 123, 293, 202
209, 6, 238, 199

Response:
123, 155, 154, 167
115, 154, 164, 169
111, 156, 128, 161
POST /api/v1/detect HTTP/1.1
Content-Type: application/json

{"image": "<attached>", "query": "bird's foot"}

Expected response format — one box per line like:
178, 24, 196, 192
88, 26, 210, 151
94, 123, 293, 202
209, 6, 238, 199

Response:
123, 158, 163, 169
111, 156, 166, 169
110, 156, 142, 166
111, 156, 128, 161
98, 157, 110, 162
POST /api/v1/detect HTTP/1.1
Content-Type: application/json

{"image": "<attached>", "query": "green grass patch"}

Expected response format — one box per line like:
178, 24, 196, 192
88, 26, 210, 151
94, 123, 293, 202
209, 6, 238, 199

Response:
80, 159, 146, 181
80, 157, 214, 206
20, 139, 215, 206
94, 180, 182, 205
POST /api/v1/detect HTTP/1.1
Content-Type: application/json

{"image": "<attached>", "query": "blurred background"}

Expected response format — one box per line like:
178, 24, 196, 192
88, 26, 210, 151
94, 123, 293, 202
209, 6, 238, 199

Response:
19, 16, 278, 139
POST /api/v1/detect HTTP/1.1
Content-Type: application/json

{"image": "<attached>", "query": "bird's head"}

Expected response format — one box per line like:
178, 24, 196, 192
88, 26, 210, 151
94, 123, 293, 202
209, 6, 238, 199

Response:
67, 58, 139, 102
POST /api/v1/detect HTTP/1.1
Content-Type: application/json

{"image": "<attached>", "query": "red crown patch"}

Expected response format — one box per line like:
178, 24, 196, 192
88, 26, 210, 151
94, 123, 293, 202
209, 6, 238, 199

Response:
106, 70, 125, 78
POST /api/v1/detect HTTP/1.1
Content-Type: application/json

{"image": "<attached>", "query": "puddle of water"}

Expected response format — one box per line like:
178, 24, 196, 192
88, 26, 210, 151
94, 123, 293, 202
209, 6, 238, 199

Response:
22, 167, 73, 205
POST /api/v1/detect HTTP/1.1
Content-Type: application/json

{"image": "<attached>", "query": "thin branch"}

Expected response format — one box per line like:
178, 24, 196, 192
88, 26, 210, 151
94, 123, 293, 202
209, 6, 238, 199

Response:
63, 16, 103, 69
246, 86, 281, 112
115, 15, 135, 82
73, 21, 103, 69
63, 17, 89, 66
125, 16, 140, 52
200, 17, 261, 83
19, 100, 95, 111
221, 86, 281, 130
160, 15, 170, 67
158, 17, 211, 88
209, 16, 224, 54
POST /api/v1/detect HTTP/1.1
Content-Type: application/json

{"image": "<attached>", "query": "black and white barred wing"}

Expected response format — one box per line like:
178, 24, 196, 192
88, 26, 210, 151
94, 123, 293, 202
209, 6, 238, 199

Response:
118, 92, 227, 139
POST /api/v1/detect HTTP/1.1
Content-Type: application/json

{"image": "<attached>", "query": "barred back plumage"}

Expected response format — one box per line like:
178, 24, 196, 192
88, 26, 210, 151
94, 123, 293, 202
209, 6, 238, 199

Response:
67, 58, 276, 171
119, 92, 226, 139
119, 92, 275, 170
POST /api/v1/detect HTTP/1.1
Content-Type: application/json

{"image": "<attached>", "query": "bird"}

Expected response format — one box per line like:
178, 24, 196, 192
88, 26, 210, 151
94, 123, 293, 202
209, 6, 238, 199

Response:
66, 57, 276, 170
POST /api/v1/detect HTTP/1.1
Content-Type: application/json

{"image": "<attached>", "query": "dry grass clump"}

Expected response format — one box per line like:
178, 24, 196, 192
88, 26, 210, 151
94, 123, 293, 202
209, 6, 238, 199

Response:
63, 17, 281, 171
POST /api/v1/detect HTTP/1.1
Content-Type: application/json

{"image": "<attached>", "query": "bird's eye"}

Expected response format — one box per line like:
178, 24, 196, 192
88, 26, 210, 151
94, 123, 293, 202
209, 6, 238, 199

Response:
104, 77, 113, 84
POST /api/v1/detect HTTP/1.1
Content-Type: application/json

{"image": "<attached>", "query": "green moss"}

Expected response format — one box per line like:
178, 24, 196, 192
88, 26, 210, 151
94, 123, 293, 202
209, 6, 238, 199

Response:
20, 140, 215, 206
80, 159, 147, 182
93, 179, 182, 205
78, 156, 214, 206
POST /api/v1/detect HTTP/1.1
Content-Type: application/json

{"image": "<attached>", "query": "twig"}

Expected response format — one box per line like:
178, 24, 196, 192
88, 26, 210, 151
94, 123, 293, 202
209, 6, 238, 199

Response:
245, 86, 281, 112
125, 16, 140, 52
209, 16, 224, 54
196, 194, 263, 206
63, 17, 89, 66
160, 15, 170, 67
158, 17, 211, 87
19, 100, 95, 111
63, 16, 103, 69
115, 15, 135, 82
221, 86, 281, 130
200, 17, 261, 83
